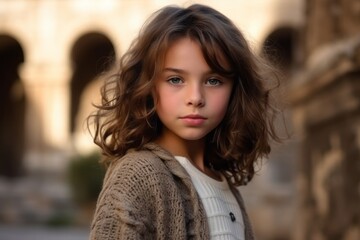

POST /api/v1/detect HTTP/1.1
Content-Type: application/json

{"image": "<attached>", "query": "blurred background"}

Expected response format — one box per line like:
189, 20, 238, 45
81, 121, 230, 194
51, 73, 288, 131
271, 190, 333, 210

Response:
0, 0, 359, 239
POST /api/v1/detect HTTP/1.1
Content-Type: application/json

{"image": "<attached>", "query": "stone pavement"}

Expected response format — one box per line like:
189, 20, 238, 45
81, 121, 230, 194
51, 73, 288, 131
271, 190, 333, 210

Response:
0, 225, 89, 240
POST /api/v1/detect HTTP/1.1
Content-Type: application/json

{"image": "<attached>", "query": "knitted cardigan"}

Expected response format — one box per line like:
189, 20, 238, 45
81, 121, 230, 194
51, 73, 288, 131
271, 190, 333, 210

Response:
89, 143, 254, 240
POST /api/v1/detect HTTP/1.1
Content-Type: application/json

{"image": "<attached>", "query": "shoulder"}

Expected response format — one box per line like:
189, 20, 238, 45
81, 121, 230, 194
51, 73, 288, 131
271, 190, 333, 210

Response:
102, 148, 172, 194
111, 148, 170, 177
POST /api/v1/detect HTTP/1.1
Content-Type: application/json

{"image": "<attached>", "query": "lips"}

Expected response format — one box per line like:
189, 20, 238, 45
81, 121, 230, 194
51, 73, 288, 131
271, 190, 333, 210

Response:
179, 114, 207, 126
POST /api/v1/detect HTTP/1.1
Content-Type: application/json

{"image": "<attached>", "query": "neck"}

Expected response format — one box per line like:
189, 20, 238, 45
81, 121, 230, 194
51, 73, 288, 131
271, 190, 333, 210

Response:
155, 134, 206, 171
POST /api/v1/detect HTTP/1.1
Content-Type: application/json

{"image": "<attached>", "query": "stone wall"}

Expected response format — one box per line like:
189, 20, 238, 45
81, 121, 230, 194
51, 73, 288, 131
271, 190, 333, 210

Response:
304, 0, 360, 55
290, 0, 360, 239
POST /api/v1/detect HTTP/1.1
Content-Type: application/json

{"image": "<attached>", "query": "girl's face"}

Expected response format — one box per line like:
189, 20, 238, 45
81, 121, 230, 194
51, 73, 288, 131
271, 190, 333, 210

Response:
154, 37, 233, 144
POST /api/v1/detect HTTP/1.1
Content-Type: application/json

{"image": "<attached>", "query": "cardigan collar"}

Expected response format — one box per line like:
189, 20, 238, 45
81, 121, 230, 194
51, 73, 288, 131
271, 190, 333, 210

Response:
142, 142, 193, 181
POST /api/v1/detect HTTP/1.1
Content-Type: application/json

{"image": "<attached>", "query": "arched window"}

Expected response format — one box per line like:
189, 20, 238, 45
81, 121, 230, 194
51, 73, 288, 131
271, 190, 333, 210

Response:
262, 27, 297, 74
0, 35, 25, 178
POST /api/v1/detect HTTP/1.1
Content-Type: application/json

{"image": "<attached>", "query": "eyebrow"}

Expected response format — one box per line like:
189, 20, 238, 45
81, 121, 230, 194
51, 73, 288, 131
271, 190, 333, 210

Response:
163, 68, 186, 74
163, 67, 215, 75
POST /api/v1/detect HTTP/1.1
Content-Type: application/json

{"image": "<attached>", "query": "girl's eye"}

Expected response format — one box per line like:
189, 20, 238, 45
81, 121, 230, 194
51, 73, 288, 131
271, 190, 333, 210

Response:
206, 78, 222, 86
167, 77, 183, 85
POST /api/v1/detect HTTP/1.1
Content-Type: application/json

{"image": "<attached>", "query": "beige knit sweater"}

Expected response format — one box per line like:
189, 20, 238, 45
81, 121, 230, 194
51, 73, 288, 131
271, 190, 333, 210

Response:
89, 143, 254, 240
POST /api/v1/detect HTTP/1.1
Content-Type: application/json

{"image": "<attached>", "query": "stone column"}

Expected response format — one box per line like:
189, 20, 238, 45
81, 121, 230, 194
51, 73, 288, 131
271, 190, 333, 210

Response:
20, 62, 72, 175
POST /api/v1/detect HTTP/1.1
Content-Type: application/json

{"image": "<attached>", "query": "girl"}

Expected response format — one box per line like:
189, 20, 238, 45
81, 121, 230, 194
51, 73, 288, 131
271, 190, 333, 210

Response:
89, 4, 280, 240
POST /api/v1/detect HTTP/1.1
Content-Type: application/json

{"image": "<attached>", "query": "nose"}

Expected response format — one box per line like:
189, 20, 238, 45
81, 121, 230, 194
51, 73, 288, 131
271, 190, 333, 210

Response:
186, 83, 205, 107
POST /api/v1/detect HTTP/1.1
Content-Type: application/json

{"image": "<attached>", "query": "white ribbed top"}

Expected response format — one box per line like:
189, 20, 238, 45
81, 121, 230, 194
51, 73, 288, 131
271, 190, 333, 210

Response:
175, 156, 245, 240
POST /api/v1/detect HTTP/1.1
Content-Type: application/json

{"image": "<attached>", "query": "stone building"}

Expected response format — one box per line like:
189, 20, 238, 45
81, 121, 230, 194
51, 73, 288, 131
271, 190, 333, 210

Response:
289, 0, 360, 239
0, 0, 305, 239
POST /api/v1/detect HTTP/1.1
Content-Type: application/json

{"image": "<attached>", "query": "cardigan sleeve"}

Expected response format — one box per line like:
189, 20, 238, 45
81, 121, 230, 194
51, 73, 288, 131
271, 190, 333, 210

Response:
89, 190, 148, 240
89, 154, 158, 240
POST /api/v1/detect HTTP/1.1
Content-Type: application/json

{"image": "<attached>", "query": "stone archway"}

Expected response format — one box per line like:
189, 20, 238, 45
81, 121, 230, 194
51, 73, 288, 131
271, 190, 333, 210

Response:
70, 32, 115, 152
261, 26, 299, 184
70, 32, 115, 133
245, 26, 300, 240
0, 35, 25, 178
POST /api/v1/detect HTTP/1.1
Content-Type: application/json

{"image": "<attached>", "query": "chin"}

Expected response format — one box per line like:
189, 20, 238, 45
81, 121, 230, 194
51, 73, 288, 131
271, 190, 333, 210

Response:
180, 133, 208, 141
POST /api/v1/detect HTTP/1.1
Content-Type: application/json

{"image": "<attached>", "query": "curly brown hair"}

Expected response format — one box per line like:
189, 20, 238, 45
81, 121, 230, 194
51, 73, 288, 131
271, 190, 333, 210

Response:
89, 4, 281, 186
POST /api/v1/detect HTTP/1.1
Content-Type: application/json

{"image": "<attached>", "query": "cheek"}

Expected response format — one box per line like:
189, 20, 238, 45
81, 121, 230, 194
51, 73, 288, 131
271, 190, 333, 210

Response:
209, 90, 232, 118
213, 100, 229, 119
155, 87, 177, 113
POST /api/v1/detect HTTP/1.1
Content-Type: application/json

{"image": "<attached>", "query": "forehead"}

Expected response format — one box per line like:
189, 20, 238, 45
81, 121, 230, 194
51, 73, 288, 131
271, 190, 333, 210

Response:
163, 37, 206, 66
161, 36, 230, 72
